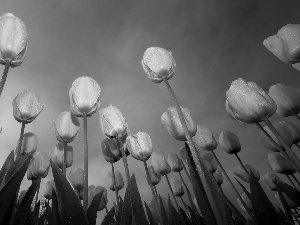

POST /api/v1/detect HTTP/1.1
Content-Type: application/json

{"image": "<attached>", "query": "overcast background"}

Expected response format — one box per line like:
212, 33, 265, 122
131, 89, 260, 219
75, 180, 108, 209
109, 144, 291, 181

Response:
1, 0, 300, 222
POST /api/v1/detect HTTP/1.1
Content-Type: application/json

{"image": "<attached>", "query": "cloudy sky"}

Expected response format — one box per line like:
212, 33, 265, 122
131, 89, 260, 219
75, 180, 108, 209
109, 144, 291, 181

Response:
1, 0, 300, 222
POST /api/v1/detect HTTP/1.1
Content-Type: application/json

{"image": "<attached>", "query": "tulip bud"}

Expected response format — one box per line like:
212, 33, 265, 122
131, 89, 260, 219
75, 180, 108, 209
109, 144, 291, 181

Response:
161, 106, 197, 141
16, 190, 26, 208
226, 78, 277, 123
225, 100, 254, 124
214, 166, 223, 186
141, 47, 176, 83
146, 166, 161, 186
107, 171, 124, 191
151, 152, 171, 176
44, 180, 55, 200
97, 187, 108, 211
262, 172, 281, 191
27, 152, 50, 180
88, 185, 107, 211
13, 90, 44, 124
202, 152, 218, 174
167, 153, 183, 172
218, 131, 241, 155
126, 132, 153, 161
263, 24, 300, 64
99, 105, 128, 138
260, 122, 293, 152
234, 164, 260, 183
69, 76, 101, 116
20, 132, 38, 156
52, 143, 73, 169
275, 192, 299, 209
0, 13, 28, 67
170, 177, 184, 197
193, 125, 218, 151
101, 138, 122, 163
237, 191, 252, 212
269, 83, 300, 117
285, 121, 300, 144
53, 111, 80, 143
268, 152, 296, 175
68, 168, 84, 190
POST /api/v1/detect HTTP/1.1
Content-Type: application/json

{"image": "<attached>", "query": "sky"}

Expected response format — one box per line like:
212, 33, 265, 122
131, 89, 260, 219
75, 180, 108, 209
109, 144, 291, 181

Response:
1, 0, 300, 222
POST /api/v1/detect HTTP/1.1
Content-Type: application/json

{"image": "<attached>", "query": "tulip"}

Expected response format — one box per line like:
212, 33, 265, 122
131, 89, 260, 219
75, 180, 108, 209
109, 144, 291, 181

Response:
262, 172, 281, 191
170, 177, 184, 197
167, 153, 183, 172
268, 152, 296, 175
141, 47, 176, 83
226, 78, 276, 123
101, 138, 122, 163
52, 143, 73, 169
16, 190, 26, 208
219, 131, 241, 155
27, 152, 50, 180
202, 152, 218, 174
275, 192, 299, 209
146, 166, 161, 186
285, 121, 300, 145
107, 171, 124, 191
234, 164, 260, 183
99, 105, 128, 138
53, 111, 80, 143
126, 131, 153, 161
151, 152, 171, 176
237, 191, 252, 212
193, 125, 218, 151
97, 187, 108, 211
269, 83, 300, 117
68, 168, 84, 190
88, 185, 107, 211
263, 24, 300, 64
44, 180, 55, 200
20, 132, 38, 156
214, 166, 223, 186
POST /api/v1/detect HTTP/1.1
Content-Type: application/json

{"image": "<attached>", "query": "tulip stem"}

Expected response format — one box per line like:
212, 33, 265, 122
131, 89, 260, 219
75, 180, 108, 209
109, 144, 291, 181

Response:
211, 150, 254, 220
16, 121, 26, 160
62, 142, 67, 177
290, 175, 300, 189
118, 137, 130, 184
286, 175, 298, 190
105, 206, 108, 213
234, 153, 249, 175
180, 196, 190, 218
83, 113, 88, 213
0, 62, 10, 99
153, 185, 158, 196
111, 162, 119, 215
165, 174, 180, 212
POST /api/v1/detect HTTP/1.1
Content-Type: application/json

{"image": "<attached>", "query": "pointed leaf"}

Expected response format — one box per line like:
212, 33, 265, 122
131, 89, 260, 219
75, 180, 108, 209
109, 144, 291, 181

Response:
168, 195, 185, 225
185, 203, 203, 225
121, 176, 133, 224
222, 194, 246, 225
0, 150, 14, 189
51, 189, 60, 225
234, 178, 251, 201
179, 207, 191, 225
101, 207, 116, 225
276, 181, 300, 205
144, 202, 156, 225
87, 190, 104, 225
44, 200, 51, 225
276, 189, 293, 223
158, 195, 168, 225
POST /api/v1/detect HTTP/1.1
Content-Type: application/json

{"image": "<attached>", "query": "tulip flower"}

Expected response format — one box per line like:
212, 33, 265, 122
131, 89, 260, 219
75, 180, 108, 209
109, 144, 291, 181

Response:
170, 177, 184, 197
151, 152, 171, 176
167, 153, 183, 172
141, 47, 176, 83
27, 152, 50, 180
161, 106, 197, 141
107, 171, 124, 191
146, 166, 161, 186
262, 172, 281, 191
44, 180, 55, 200
101, 138, 122, 163
16, 190, 26, 208
285, 121, 300, 145
214, 166, 223, 186
52, 143, 73, 169
193, 125, 218, 151
263, 24, 300, 64
126, 131, 153, 161
269, 83, 300, 117
234, 164, 260, 183
68, 168, 84, 190
237, 191, 253, 212
226, 78, 277, 123
202, 152, 218, 174
20, 132, 38, 156
268, 152, 296, 175
219, 131, 241, 155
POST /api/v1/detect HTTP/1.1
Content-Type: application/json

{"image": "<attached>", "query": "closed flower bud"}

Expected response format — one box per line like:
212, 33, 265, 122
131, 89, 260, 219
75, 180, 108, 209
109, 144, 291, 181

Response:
27, 152, 50, 180
285, 121, 300, 144
107, 171, 124, 191
52, 143, 73, 169
0, 13, 28, 67
13, 90, 44, 124
141, 47, 176, 83
214, 166, 223, 186
161, 106, 197, 141
225, 100, 254, 124
16, 190, 26, 208
99, 105, 128, 138
275, 192, 299, 209
151, 152, 171, 176
261, 122, 293, 152
69, 76, 101, 116
126, 132, 153, 161
20, 132, 38, 155
167, 153, 183, 172
237, 191, 252, 212
44, 180, 55, 200
262, 172, 281, 191
234, 164, 260, 183
146, 166, 161, 186
68, 168, 84, 190
268, 152, 296, 175
101, 138, 122, 163
53, 111, 80, 143
170, 177, 184, 197
193, 125, 218, 151
263, 24, 300, 64
202, 152, 218, 174
226, 78, 276, 123
219, 131, 241, 155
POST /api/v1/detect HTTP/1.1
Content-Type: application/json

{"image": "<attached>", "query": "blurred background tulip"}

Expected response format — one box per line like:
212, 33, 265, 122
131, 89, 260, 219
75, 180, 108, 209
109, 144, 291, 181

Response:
68, 168, 84, 191
214, 166, 223, 186
262, 172, 281, 191
268, 152, 296, 175
170, 177, 184, 197
219, 131, 241, 155
27, 152, 50, 181
141, 47, 176, 83
44, 180, 55, 200
151, 152, 171, 176
107, 171, 124, 192
126, 131, 153, 161
146, 166, 161, 186
167, 153, 183, 172
20, 132, 38, 156
202, 152, 218, 174
52, 143, 73, 169
234, 164, 260, 183
193, 125, 218, 151
101, 138, 122, 163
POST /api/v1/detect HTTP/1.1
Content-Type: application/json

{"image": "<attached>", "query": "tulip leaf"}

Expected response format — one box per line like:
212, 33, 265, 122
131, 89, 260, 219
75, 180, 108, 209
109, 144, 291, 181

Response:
87, 190, 104, 225
121, 176, 133, 224
51, 189, 60, 225
249, 171, 280, 225
158, 195, 168, 225
44, 200, 51, 225
0, 150, 14, 190
50, 160, 88, 225
0, 150, 35, 224
179, 207, 190, 225
185, 203, 205, 225
144, 201, 156, 225
222, 194, 246, 225
167, 194, 185, 225
234, 177, 251, 201
276, 188, 293, 223
101, 207, 116, 225
276, 181, 300, 205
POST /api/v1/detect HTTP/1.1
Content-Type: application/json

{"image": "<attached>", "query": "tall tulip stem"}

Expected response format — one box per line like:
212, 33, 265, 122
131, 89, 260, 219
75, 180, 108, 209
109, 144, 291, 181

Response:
118, 137, 130, 184
111, 162, 119, 214
165, 174, 180, 212
179, 171, 197, 215
16, 121, 26, 160
63, 142, 67, 177
0, 62, 10, 98
234, 153, 249, 175
83, 113, 88, 213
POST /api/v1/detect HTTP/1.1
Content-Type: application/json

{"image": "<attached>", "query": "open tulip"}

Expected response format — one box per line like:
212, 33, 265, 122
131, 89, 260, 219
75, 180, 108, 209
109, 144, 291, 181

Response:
146, 166, 161, 186
234, 164, 260, 183
262, 172, 281, 191
126, 131, 153, 161
101, 138, 122, 163
27, 152, 50, 180
44, 180, 55, 200
170, 177, 184, 197
285, 121, 300, 144
269, 83, 300, 117
202, 152, 218, 174
107, 171, 124, 191
20, 132, 38, 156
141, 47, 176, 83
268, 152, 296, 175
263, 24, 300, 64
167, 153, 183, 172
99, 105, 127, 138
68, 168, 84, 190
151, 152, 171, 176
53, 111, 80, 143
13, 90, 44, 124
219, 131, 241, 155
226, 78, 276, 123
161, 106, 197, 141
69, 76, 101, 117
52, 143, 73, 169
193, 125, 218, 151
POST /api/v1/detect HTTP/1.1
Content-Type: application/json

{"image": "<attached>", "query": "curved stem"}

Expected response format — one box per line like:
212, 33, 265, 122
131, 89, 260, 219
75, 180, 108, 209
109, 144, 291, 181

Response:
286, 175, 297, 190
0, 62, 10, 98
16, 121, 26, 160
111, 162, 119, 214
83, 113, 88, 213
235, 153, 249, 175
62, 142, 67, 177
179, 171, 197, 215
165, 174, 180, 212
118, 137, 130, 184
